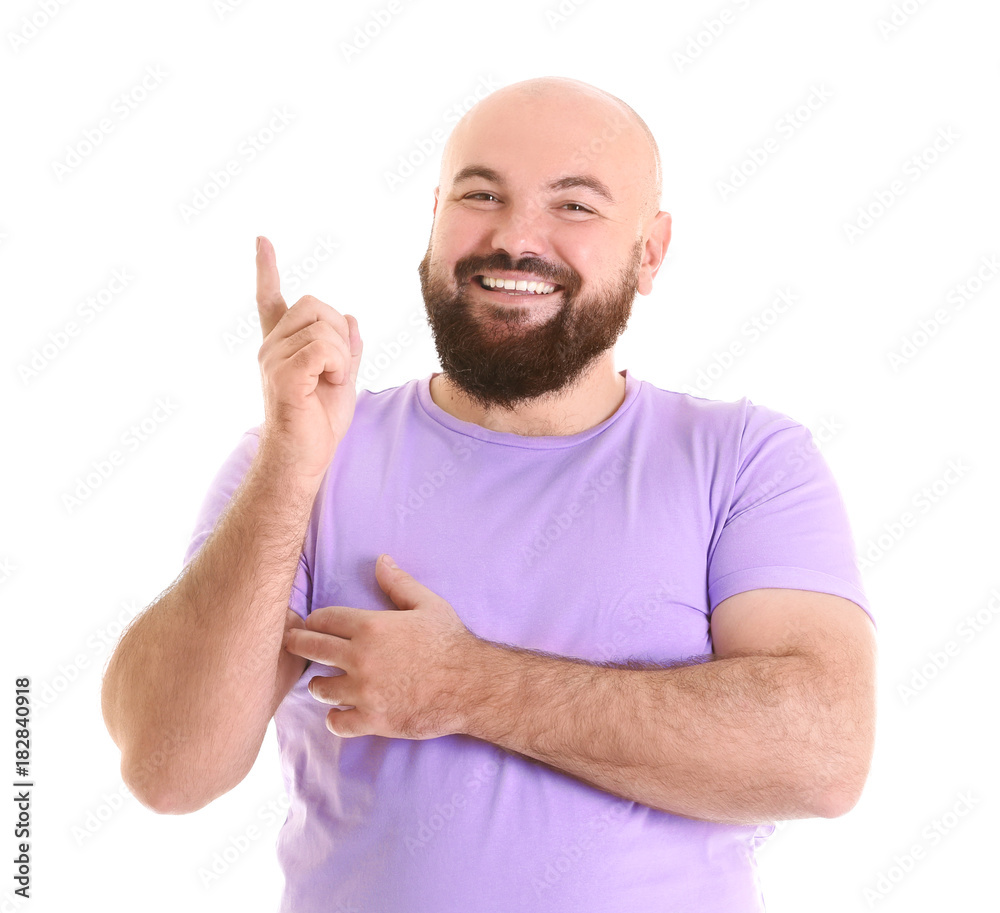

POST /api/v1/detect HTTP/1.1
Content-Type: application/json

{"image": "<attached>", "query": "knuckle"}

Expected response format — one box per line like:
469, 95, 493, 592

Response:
350, 651, 370, 678
288, 343, 316, 369
292, 294, 324, 313
300, 320, 331, 344
356, 683, 383, 714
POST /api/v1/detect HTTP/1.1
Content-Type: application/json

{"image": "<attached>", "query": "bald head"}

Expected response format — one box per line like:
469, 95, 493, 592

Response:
439, 76, 662, 226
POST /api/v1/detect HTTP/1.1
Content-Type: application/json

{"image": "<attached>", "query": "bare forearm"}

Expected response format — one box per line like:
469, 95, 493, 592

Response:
101, 454, 319, 811
460, 641, 871, 825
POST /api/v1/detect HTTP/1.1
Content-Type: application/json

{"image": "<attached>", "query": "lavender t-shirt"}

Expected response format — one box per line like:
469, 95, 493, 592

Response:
183, 368, 872, 912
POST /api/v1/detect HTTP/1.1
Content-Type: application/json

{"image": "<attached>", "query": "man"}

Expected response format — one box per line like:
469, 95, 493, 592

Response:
101, 76, 877, 912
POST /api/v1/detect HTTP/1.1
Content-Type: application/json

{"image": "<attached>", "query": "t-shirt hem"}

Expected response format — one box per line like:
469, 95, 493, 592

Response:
709, 566, 875, 628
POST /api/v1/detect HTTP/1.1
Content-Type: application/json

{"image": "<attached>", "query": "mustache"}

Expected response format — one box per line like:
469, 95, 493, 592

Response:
453, 252, 581, 292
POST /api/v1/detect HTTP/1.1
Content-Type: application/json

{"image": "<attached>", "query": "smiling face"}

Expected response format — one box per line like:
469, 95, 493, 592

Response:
418, 78, 668, 412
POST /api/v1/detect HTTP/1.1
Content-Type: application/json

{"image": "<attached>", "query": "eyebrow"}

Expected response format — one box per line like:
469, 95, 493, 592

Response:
451, 164, 616, 205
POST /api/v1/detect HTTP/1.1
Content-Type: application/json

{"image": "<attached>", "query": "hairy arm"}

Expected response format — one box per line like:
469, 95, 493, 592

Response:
459, 588, 876, 825
286, 559, 877, 825
100, 458, 312, 814
102, 235, 363, 814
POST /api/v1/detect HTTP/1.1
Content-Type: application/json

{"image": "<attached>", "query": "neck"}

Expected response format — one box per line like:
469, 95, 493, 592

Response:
429, 354, 627, 436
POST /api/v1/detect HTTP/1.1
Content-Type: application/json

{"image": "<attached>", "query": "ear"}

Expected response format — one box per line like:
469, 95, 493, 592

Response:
636, 211, 672, 297
432, 186, 440, 217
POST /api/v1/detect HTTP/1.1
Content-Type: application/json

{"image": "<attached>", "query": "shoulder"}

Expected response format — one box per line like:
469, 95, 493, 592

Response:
632, 375, 806, 455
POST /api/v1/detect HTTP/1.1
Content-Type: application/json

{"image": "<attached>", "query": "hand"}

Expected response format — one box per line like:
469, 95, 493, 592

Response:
283, 554, 481, 739
255, 235, 364, 483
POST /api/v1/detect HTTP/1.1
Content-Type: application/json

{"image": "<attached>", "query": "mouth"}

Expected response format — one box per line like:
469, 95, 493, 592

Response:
471, 274, 563, 298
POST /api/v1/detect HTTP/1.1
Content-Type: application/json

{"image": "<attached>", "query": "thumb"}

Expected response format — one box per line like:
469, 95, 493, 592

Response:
345, 313, 364, 388
375, 554, 425, 610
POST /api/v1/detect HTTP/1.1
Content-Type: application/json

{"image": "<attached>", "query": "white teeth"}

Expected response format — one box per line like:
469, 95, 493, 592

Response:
480, 275, 557, 294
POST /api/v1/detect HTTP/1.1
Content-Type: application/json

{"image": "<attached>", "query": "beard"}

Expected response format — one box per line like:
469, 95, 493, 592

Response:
417, 238, 642, 412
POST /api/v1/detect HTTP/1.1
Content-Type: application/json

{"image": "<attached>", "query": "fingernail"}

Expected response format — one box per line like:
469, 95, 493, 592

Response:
382, 553, 397, 569
256, 236, 262, 252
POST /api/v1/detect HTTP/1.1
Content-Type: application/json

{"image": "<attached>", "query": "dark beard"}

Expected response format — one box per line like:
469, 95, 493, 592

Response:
418, 239, 641, 412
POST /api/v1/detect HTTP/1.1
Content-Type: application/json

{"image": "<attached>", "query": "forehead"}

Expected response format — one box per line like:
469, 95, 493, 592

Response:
442, 90, 649, 208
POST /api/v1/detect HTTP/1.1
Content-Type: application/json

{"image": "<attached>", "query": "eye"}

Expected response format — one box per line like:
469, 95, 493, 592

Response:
561, 203, 593, 213
465, 192, 501, 202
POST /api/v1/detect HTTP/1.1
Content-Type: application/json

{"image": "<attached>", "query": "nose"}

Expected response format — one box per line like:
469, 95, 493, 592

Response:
488, 199, 551, 261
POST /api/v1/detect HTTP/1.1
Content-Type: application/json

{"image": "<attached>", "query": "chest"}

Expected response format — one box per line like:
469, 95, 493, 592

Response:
305, 434, 720, 664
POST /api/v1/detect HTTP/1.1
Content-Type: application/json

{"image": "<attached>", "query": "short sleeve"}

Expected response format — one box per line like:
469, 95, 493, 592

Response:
181, 428, 312, 620
707, 406, 874, 627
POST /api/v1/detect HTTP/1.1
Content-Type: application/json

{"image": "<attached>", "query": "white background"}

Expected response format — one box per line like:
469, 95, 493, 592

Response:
2, 0, 998, 910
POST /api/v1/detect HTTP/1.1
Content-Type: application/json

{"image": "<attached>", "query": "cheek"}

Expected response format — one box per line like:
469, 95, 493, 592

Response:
551, 235, 608, 285
433, 211, 488, 254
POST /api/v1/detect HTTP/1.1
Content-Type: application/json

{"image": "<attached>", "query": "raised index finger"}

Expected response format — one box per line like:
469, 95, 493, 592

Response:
255, 235, 287, 340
